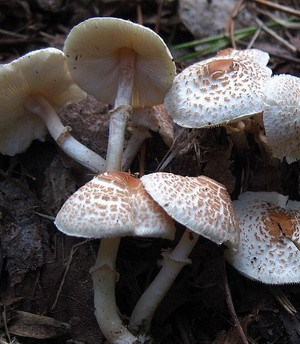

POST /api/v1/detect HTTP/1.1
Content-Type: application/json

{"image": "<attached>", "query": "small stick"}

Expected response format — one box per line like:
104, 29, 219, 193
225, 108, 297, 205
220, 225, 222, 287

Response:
223, 257, 248, 344
227, 0, 245, 49
255, 17, 298, 53
253, 0, 300, 17
52, 240, 87, 309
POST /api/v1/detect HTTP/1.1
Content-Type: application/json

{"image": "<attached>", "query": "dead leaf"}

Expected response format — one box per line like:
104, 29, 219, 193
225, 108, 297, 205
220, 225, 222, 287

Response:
8, 310, 70, 339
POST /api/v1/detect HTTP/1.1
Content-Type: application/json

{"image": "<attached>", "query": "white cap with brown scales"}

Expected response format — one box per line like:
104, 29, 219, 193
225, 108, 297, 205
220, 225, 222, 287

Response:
55, 172, 175, 240
225, 192, 300, 284
164, 50, 272, 128
140, 172, 239, 246
263, 74, 300, 161
63, 17, 176, 108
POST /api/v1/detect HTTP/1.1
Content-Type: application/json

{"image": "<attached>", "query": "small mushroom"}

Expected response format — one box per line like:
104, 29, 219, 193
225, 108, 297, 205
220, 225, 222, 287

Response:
129, 172, 239, 333
263, 74, 300, 162
55, 171, 175, 343
122, 104, 175, 170
225, 191, 300, 284
0, 48, 105, 172
63, 17, 175, 171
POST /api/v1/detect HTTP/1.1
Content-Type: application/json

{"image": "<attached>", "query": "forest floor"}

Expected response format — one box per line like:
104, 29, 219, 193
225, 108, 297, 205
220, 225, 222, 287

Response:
0, 1, 299, 343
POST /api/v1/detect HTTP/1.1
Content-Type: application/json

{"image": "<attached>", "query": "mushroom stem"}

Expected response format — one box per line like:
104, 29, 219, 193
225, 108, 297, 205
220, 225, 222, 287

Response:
129, 230, 199, 333
24, 95, 105, 173
91, 238, 139, 343
106, 49, 136, 171
122, 126, 152, 171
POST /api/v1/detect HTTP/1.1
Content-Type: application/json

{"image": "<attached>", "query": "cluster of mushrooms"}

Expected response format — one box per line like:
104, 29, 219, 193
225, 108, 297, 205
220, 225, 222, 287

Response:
1, 16, 299, 344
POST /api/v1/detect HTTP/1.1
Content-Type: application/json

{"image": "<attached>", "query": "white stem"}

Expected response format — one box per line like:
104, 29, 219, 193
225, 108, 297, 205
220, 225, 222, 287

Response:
106, 49, 136, 171
122, 127, 152, 171
129, 230, 199, 333
24, 95, 105, 173
91, 238, 139, 344
91, 49, 139, 343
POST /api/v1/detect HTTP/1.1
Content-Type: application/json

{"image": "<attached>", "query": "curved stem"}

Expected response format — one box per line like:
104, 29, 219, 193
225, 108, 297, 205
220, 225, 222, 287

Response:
24, 95, 105, 173
122, 127, 152, 171
90, 238, 139, 344
129, 230, 199, 334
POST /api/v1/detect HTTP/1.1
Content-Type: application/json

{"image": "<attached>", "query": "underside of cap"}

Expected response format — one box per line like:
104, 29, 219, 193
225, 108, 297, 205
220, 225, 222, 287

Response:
0, 48, 86, 155
263, 74, 300, 161
0, 114, 46, 156
63, 17, 175, 107
164, 51, 272, 128
140, 172, 239, 245
55, 172, 175, 240
225, 191, 300, 284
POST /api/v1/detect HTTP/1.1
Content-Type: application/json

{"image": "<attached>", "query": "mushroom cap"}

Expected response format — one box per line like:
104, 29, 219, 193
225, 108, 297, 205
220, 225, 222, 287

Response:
140, 172, 239, 245
55, 172, 175, 240
63, 17, 176, 107
263, 74, 300, 161
225, 192, 300, 284
0, 48, 86, 156
164, 50, 272, 128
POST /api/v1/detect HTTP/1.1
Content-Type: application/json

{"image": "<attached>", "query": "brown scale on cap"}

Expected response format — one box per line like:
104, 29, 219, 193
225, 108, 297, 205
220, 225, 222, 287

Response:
266, 211, 297, 239
55, 172, 175, 240
203, 58, 239, 80
140, 172, 239, 246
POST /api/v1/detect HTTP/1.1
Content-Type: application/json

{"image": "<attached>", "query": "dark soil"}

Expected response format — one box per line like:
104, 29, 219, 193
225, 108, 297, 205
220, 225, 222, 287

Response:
0, 1, 299, 344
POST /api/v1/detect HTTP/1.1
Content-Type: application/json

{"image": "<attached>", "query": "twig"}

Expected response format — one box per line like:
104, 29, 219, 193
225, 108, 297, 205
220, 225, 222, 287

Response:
139, 141, 146, 177
156, 129, 202, 172
253, 0, 300, 17
155, 0, 164, 33
246, 26, 262, 49
255, 17, 298, 53
2, 306, 12, 343
269, 286, 297, 315
227, 0, 245, 49
223, 257, 249, 344
51, 240, 88, 309
255, 7, 300, 28
0, 28, 28, 39
136, 0, 143, 25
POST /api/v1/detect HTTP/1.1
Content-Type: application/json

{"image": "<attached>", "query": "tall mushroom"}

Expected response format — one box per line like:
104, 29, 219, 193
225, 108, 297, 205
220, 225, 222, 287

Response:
129, 172, 239, 333
225, 191, 300, 284
63, 17, 176, 171
63, 17, 176, 341
55, 171, 175, 343
0, 48, 105, 172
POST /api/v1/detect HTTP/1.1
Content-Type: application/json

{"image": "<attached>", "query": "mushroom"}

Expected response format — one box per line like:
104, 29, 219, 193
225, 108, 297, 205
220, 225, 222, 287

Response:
262, 74, 300, 162
164, 48, 271, 128
225, 191, 300, 284
122, 104, 175, 171
0, 48, 105, 172
164, 49, 272, 156
55, 171, 175, 343
129, 172, 239, 333
63, 17, 176, 171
